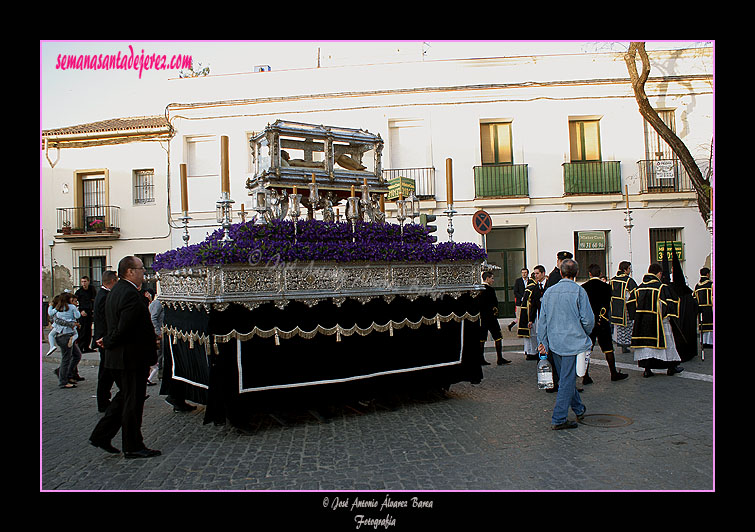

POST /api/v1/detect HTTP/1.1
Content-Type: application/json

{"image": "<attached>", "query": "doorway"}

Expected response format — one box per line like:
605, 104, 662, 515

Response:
485, 227, 526, 318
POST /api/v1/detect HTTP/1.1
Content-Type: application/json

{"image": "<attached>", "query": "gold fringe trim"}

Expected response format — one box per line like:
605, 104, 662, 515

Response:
163, 313, 480, 355
161, 326, 213, 356
211, 311, 480, 352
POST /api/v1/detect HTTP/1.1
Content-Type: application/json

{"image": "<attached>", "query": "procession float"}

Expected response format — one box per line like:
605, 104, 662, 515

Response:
155, 121, 488, 426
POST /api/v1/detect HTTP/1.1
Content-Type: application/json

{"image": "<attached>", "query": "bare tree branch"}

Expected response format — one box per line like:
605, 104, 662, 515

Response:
624, 42, 711, 222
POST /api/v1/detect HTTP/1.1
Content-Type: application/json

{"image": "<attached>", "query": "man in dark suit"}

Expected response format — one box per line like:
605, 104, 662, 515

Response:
545, 251, 572, 290
508, 268, 528, 331
93, 270, 118, 413
75, 276, 97, 352
89, 256, 161, 459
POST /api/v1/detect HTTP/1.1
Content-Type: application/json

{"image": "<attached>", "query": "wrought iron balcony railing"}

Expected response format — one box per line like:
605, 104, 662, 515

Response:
382, 167, 435, 198
637, 159, 695, 193
56, 206, 120, 236
562, 161, 622, 195
473, 163, 529, 198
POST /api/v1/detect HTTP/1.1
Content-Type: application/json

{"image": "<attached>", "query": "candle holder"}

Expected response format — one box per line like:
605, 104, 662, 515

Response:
290, 191, 302, 240
373, 194, 386, 224
308, 181, 320, 220
347, 196, 360, 241
254, 189, 269, 225
396, 198, 408, 240
444, 203, 457, 242
179, 211, 192, 245
406, 191, 419, 224
216, 191, 235, 242
359, 182, 371, 222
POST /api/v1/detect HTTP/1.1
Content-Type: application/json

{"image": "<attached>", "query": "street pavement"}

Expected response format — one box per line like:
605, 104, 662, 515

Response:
40, 322, 714, 493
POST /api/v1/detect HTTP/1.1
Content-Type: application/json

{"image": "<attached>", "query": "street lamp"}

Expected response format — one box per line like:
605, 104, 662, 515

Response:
623, 185, 633, 264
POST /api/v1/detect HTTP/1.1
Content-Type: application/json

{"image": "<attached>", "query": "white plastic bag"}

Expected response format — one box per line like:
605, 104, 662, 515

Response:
576, 350, 590, 377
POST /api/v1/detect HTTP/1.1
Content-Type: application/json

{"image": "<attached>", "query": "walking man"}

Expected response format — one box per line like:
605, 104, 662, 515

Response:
89, 256, 161, 458
479, 271, 511, 366
93, 269, 117, 413
537, 259, 593, 430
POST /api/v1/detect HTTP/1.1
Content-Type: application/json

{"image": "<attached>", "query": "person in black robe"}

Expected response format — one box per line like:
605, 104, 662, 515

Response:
629, 263, 683, 377
581, 264, 628, 384
479, 271, 511, 366
694, 267, 713, 350
662, 242, 699, 363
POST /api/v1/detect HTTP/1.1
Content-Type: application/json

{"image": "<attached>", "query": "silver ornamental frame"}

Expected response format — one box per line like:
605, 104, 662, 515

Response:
157, 260, 484, 313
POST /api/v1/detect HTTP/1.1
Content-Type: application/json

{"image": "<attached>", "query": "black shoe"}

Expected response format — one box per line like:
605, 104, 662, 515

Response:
551, 420, 578, 430
525, 354, 538, 361
582, 375, 593, 385
611, 372, 629, 381
481, 360, 491, 366
643, 368, 654, 378
124, 448, 161, 459
165, 397, 196, 412
507, 322, 515, 331
72, 375, 85, 381
497, 358, 512, 365
667, 366, 685, 376
576, 406, 587, 422
89, 439, 121, 454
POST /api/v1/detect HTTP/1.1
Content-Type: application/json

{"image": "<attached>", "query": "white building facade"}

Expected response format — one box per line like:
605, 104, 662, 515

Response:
41, 117, 174, 295
42, 47, 713, 316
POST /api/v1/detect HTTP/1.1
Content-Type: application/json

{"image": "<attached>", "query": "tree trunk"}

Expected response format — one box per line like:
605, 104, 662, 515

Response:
624, 42, 711, 223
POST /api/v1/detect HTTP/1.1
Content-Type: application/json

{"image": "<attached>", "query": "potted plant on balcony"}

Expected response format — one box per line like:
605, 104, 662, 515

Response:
61, 220, 71, 235
89, 219, 105, 233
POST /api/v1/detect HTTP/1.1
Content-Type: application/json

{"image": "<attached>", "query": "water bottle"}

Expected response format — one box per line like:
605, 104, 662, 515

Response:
537, 355, 554, 389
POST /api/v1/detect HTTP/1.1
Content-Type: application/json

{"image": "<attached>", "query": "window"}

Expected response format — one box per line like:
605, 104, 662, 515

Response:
480, 122, 512, 165
185, 135, 219, 177
72, 248, 112, 289
136, 253, 157, 294
133, 169, 155, 205
649, 228, 684, 269
574, 231, 609, 282
389, 118, 431, 168
644, 110, 676, 160
81, 173, 107, 229
569, 119, 601, 161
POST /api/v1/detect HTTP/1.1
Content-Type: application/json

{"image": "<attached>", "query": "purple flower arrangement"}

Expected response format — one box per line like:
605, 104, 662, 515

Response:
154, 219, 486, 271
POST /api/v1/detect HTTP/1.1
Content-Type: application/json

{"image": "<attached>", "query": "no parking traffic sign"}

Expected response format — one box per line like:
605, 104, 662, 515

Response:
472, 210, 492, 235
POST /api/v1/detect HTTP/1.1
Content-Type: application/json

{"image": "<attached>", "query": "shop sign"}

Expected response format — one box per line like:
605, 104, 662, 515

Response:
577, 231, 605, 250
655, 241, 684, 261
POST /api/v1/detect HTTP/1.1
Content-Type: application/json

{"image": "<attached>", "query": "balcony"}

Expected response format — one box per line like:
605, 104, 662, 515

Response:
562, 161, 622, 195
637, 159, 695, 193
382, 167, 435, 198
56, 206, 120, 239
473, 163, 529, 198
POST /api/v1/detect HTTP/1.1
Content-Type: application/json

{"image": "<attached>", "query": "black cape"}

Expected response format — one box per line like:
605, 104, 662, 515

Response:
662, 242, 699, 362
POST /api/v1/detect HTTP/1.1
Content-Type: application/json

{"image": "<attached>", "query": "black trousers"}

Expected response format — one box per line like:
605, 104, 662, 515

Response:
590, 322, 613, 354
96, 348, 116, 412
90, 367, 148, 452
78, 313, 93, 350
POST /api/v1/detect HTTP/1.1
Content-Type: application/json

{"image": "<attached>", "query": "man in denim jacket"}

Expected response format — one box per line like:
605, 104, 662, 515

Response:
537, 258, 594, 430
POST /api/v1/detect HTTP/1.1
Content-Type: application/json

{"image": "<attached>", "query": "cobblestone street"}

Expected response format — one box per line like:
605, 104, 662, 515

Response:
41, 331, 713, 494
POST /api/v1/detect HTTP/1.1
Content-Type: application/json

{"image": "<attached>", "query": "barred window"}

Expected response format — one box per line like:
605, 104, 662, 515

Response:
134, 169, 155, 205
